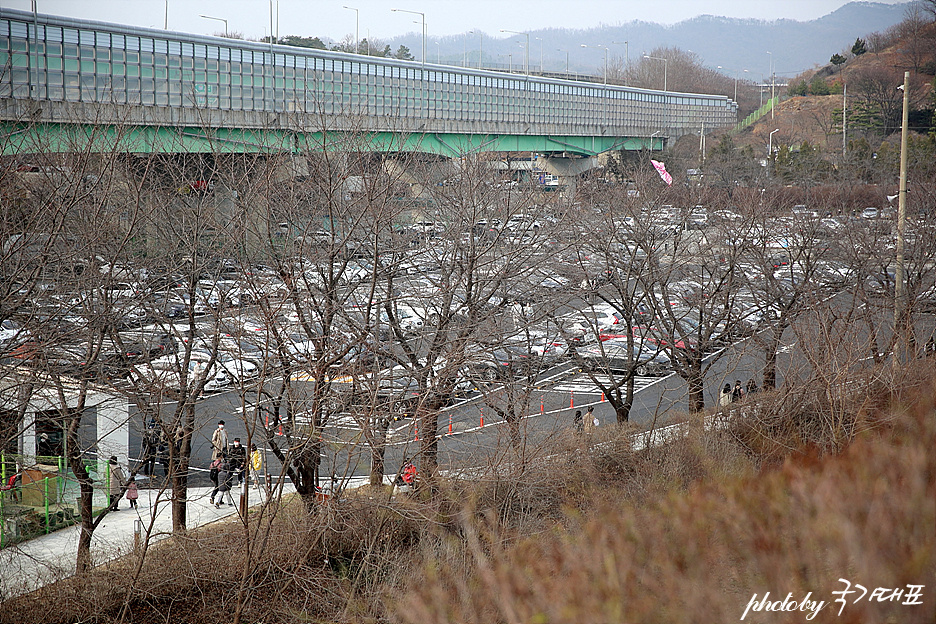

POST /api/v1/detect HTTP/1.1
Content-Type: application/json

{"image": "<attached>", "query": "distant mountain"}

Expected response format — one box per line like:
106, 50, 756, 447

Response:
394, 2, 910, 80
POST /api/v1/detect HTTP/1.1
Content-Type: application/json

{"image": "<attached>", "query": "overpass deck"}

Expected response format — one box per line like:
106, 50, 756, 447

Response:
1, 9, 737, 156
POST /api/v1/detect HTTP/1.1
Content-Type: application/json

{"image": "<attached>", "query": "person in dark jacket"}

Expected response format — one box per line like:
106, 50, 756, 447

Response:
214, 457, 235, 509
208, 456, 223, 505
731, 380, 744, 403
745, 378, 759, 395
228, 438, 247, 485
573, 410, 583, 433
107, 456, 126, 511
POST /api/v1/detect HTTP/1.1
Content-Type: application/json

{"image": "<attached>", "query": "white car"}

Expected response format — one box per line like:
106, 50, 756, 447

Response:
149, 348, 258, 381
130, 360, 231, 393
379, 304, 428, 334
0, 319, 30, 349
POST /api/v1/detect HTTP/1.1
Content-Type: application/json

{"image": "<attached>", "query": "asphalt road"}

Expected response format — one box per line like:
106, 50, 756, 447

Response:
124, 290, 935, 488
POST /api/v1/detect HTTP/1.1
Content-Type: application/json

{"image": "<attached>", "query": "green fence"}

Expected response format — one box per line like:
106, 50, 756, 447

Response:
0, 453, 111, 548
734, 97, 779, 133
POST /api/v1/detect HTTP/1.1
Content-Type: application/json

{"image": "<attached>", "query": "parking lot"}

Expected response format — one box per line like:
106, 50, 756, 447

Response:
4, 198, 934, 484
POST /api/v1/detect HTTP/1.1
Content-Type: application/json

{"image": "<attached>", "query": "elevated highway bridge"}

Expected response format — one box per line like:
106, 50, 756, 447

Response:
1, 9, 737, 159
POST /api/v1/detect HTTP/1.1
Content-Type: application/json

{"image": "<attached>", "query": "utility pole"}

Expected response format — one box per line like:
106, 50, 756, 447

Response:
894, 71, 910, 355
842, 82, 847, 155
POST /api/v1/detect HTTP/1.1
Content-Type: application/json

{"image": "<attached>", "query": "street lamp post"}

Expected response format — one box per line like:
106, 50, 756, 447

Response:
581, 44, 609, 84
557, 48, 569, 74
435, 41, 440, 64
717, 65, 743, 102
199, 14, 228, 36
535, 36, 544, 72
612, 40, 628, 86
501, 29, 529, 75
643, 54, 667, 92
478, 31, 483, 70
645, 54, 668, 130
767, 51, 775, 119
391, 8, 425, 68
768, 128, 779, 157
342, 6, 359, 54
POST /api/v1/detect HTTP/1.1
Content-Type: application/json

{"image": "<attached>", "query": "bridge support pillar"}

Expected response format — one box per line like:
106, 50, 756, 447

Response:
382, 155, 456, 201
540, 156, 599, 200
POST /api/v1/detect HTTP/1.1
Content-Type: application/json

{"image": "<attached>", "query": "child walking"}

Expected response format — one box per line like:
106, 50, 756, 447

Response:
126, 476, 139, 510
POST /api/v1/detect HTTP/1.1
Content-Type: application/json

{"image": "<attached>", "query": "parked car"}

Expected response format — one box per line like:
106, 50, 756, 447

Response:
578, 339, 671, 377
462, 344, 541, 381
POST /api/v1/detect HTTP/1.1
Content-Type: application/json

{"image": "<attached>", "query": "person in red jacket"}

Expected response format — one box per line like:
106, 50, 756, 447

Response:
401, 461, 418, 486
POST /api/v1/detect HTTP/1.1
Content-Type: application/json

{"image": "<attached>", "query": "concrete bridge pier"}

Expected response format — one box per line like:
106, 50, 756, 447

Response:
540, 155, 600, 200
382, 154, 456, 200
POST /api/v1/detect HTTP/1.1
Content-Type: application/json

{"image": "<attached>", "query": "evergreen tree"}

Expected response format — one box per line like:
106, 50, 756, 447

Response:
851, 38, 867, 56
394, 45, 415, 61
809, 77, 831, 96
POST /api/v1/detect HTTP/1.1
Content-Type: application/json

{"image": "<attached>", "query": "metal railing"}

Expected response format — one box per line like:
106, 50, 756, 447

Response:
0, 453, 110, 548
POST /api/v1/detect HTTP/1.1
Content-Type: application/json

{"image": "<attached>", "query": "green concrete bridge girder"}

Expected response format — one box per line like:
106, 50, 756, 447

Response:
1, 121, 663, 157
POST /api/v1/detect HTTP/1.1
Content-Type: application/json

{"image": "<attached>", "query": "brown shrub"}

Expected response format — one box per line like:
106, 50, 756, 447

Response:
393, 375, 936, 624
3, 368, 933, 623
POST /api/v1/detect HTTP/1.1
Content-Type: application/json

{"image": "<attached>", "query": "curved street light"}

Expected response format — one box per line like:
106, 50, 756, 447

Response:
581, 44, 609, 84
557, 48, 570, 74
199, 14, 228, 37
611, 40, 628, 86
501, 29, 529, 75
391, 8, 425, 68
643, 54, 667, 92
342, 6, 359, 55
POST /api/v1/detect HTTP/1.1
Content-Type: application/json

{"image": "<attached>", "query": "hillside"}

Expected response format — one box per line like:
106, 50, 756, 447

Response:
728, 17, 936, 154
400, 1, 909, 76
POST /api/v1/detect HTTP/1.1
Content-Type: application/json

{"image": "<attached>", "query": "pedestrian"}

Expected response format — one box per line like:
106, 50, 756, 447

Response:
401, 461, 418, 486
211, 420, 228, 460
583, 405, 598, 434
5, 464, 22, 503
125, 476, 139, 510
573, 410, 583, 433
249, 444, 263, 488
141, 422, 158, 477
208, 455, 222, 505
229, 438, 247, 485
214, 456, 235, 509
745, 378, 759, 395
156, 434, 171, 479
732, 380, 744, 403
107, 456, 126, 511
719, 384, 732, 407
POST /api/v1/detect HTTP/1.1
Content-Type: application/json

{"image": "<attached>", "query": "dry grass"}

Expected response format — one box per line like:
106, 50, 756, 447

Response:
2, 364, 934, 624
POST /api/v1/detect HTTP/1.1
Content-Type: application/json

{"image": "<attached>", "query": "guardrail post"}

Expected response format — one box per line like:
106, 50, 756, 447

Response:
44, 477, 50, 533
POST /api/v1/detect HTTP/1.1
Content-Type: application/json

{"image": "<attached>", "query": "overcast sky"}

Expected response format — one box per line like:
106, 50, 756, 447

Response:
4, 0, 909, 42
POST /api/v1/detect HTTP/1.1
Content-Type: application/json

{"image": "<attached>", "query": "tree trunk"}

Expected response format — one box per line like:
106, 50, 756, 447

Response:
686, 362, 706, 412
369, 417, 390, 487
65, 411, 97, 575
762, 323, 787, 391
171, 405, 195, 533
74, 479, 95, 574
616, 376, 635, 424
418, 406, 439, 480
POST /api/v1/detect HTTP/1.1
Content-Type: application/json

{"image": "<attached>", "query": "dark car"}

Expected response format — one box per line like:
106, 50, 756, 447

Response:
463, 344, 541, 381
578, 339, 671, 376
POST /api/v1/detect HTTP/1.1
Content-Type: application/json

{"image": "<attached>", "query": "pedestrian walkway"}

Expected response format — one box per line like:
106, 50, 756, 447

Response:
0, 479, 295, 600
